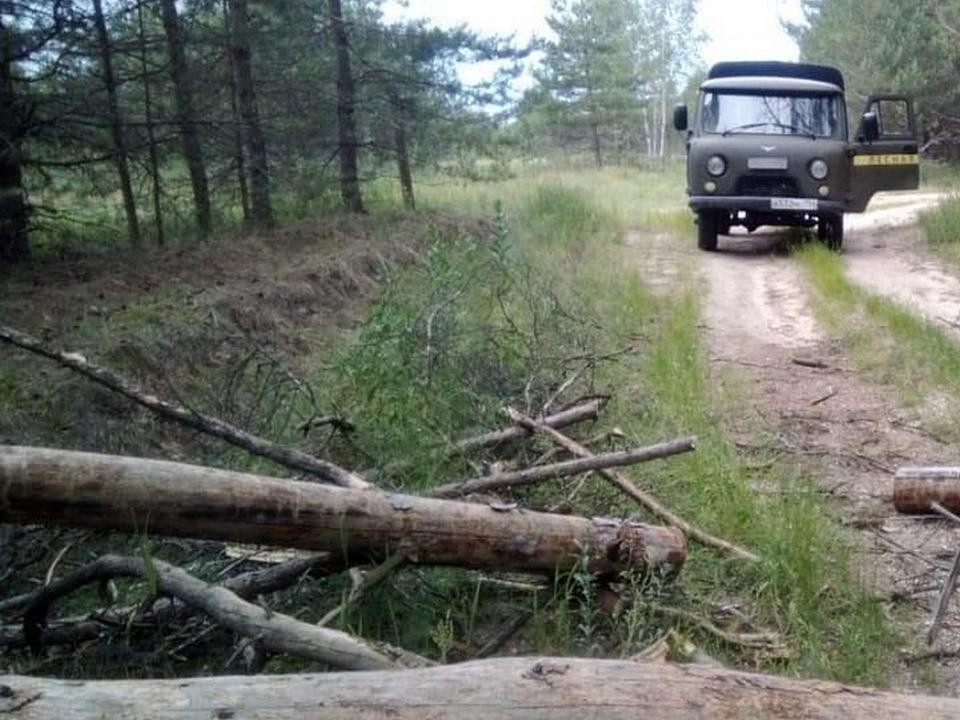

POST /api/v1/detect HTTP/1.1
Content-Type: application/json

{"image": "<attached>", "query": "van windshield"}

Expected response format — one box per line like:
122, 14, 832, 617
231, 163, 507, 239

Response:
700, 92, 844, 139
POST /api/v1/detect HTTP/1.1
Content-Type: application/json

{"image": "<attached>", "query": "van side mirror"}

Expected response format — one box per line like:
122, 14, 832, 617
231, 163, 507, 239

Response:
861, 111, 879, 142
673, 104, 688, 132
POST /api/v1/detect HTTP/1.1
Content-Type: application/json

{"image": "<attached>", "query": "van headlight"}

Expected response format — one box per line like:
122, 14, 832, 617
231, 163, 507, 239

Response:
706, 155, 727, 177
809, 159, 829, 180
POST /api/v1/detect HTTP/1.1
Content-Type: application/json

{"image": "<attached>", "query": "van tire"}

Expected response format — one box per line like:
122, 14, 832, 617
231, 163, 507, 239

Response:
697, 210, 719, 251
817, 213, 844, 251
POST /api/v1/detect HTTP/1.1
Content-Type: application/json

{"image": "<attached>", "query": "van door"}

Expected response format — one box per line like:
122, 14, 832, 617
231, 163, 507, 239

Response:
847, 94, 919, 212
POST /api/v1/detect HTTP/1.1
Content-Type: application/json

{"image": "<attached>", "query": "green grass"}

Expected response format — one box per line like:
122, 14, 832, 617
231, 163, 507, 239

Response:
921, 194, 960, 265
921, 162, 960, 190
2, 162, 900, 684
797, 243, 960, 432
602, 283, 896, 684
301, 181, 897, 683
411, 162, 688, 230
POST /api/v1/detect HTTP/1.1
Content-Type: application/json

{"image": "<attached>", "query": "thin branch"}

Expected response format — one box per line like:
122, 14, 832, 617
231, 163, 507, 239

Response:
0, 324, 370, 490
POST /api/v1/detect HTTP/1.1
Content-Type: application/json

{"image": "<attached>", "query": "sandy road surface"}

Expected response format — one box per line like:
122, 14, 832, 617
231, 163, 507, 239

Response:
844, 193, 960, 330
632, 190, 960, 690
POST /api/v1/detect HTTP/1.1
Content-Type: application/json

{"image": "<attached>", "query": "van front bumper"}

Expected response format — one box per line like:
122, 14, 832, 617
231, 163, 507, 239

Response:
689, 196, 845, 214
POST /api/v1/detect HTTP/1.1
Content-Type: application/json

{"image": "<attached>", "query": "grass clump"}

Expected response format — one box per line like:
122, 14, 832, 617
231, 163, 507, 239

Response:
921, 194, 960, 263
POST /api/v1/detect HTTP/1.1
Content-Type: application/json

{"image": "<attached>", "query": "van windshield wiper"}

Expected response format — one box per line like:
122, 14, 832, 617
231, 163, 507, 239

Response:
721, 122, 816, 139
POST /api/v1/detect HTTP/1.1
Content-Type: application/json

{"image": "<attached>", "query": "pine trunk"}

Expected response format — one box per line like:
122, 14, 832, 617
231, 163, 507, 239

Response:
92, 0, 140, 246
159, 0, 212, 237
227, 0, 271, 227
223, 0, 251, 226
328, 0, 364, 212
390, 89, 415, 209
137, 4, 164, 247
0, 19, 29, 264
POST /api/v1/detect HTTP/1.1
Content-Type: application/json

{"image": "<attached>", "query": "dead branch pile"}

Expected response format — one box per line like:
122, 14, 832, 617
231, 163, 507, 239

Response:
0, 322, 775, 712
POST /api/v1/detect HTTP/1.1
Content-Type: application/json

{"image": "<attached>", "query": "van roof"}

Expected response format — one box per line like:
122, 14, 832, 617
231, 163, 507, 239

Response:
701, 76, 843, 95
707, 61, 845, 91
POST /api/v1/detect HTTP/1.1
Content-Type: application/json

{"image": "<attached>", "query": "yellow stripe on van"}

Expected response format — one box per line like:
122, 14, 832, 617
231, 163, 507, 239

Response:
852, 153, 919, 166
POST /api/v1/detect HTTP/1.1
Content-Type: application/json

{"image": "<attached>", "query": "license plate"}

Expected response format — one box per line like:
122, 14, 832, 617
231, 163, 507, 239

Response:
770, 198, 817, 211
748, 157, 788, 170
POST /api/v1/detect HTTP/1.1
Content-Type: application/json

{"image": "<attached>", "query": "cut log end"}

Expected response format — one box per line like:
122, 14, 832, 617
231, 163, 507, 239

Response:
894, 468, 960, 514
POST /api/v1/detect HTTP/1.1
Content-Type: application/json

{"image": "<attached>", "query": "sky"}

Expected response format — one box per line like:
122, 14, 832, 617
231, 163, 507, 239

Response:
382, 0, 806, 87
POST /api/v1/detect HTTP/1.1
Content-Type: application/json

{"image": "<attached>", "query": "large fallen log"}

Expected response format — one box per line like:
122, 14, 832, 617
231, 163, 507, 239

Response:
0, 323, 369, 489
3, 657, 960, 719
894, 467, 960, 514
0, 446, 685, 577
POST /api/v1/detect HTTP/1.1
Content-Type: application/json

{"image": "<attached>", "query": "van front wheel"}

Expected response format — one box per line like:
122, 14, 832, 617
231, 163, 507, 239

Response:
817, 213, 844, 251
697, 210, 719, 251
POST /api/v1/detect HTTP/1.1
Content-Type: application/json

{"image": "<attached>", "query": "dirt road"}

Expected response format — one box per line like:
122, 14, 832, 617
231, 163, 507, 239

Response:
634, 190, 960, 690
844, 194, 960, 331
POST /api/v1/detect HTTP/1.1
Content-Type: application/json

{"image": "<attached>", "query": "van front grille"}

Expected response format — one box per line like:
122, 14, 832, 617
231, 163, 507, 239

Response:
735, 176, 800, 197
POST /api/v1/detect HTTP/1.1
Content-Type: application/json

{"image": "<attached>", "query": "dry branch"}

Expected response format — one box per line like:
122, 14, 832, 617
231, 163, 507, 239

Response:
506, 409, 759, 562
1, 552, 336, 629
0, 323, 369, 489
895, 467, 960, 514
928, 542, 960, 645
1, 553, 340, 648
367, 400, 604, 479
21, 555, 401, 670
430, 437, 696, 499
3, 657, 960, 719
453, 400, 603, 454
0, 446, 686, 577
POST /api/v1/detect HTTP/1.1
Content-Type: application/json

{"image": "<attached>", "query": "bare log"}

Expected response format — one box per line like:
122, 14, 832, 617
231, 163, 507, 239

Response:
3, 657, 960, 719
895, 467, 960, 514
0, 446, 686, 577
0, 324, 369, 489
506, 409, 759, 562
21, 555, 399, 670
430, 438, 696, 499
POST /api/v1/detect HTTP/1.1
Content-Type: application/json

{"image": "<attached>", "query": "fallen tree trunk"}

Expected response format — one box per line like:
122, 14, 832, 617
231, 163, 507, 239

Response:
430, 437, 696, 499
3, 657, 960, 719
0, 446, 685, 577
894, 467, 960, 514
0, 324, 369, 489
20, 555, 401, 670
